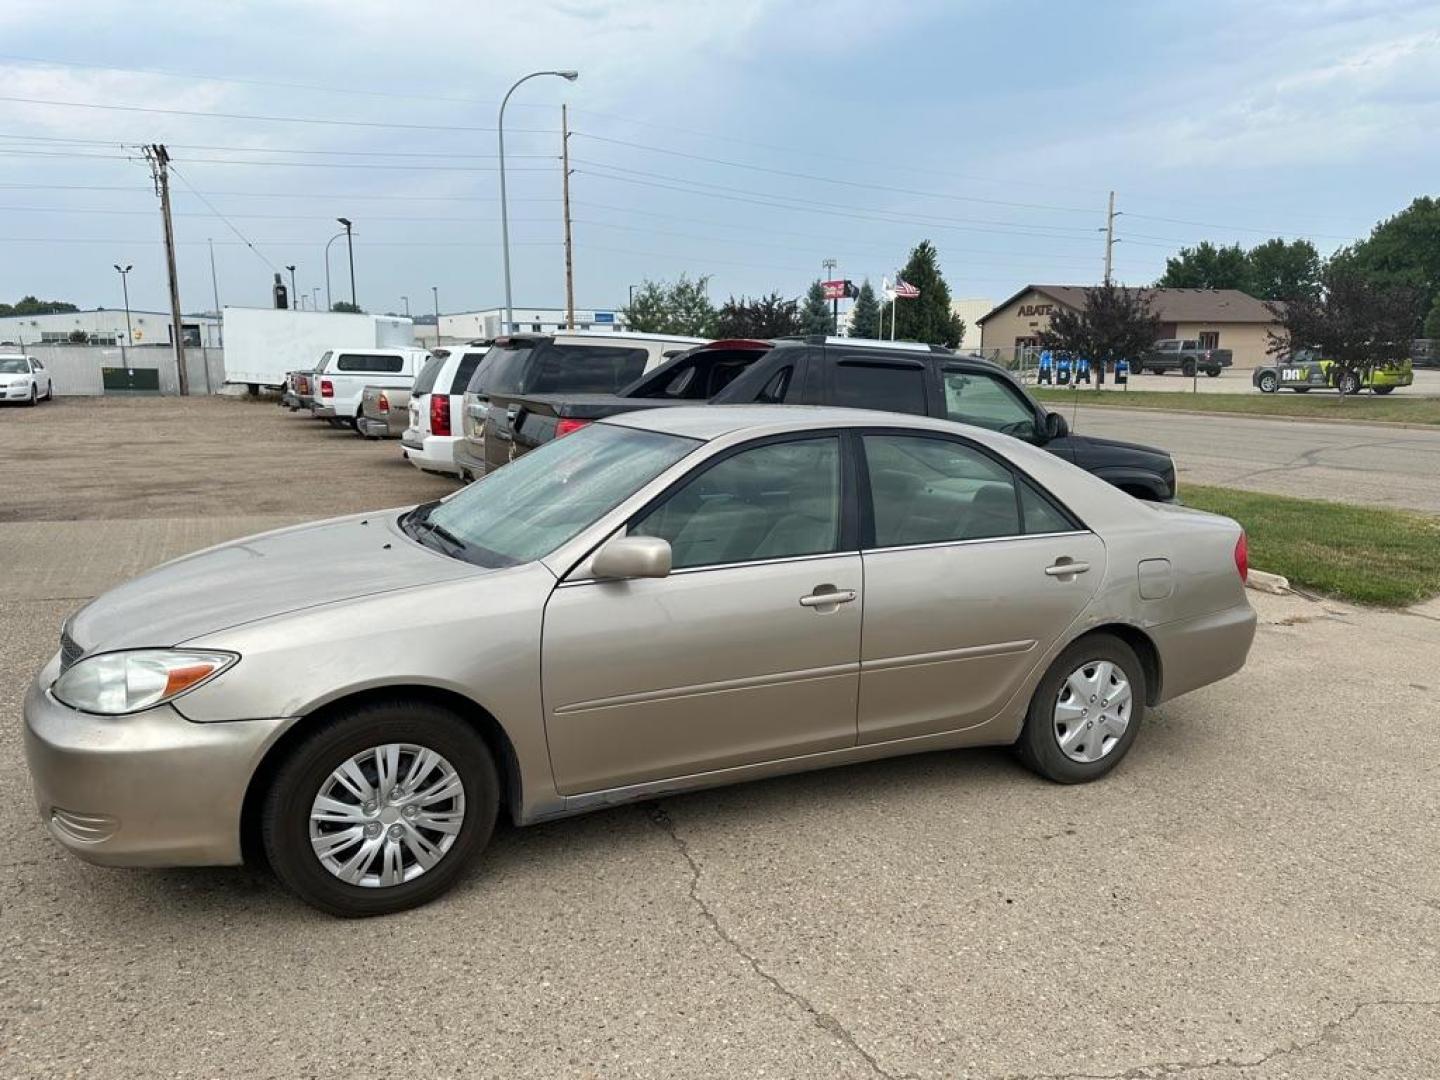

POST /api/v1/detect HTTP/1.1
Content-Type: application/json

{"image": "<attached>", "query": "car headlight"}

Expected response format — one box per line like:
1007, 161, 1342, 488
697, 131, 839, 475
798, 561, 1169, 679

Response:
52, 650, 238, 715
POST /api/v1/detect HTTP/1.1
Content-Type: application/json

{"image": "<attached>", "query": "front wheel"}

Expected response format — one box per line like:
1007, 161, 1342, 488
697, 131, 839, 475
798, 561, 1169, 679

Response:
1014, 634, 1146, 783
1339, 372, 1361, 395
1257, 372, 1278, 393
262, 700, 499, 917
25, 384, 37, 406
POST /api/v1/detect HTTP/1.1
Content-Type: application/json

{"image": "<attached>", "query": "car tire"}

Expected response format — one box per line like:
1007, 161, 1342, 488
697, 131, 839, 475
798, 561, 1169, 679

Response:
1339, 372, 1361, 395
1291, 386, 1309, 394
1182, 360, 1196, 378
25, 384, 38, 406
1372, 385, 1394, 395
261, 699, 499, 917
44, 381, 53, 400
1014, 634, 1146, 784
1204, 367, 1221, 377
1257, 372, 1278, 393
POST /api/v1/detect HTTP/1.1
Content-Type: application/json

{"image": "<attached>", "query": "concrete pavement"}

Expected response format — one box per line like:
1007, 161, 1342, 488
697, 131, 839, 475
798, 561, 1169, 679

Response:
1070, 405, 1440, 512
3, 396, 1440, 1078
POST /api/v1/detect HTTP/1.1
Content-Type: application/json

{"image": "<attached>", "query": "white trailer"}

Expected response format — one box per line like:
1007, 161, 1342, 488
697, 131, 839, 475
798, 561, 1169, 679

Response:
221, 308, 415, 391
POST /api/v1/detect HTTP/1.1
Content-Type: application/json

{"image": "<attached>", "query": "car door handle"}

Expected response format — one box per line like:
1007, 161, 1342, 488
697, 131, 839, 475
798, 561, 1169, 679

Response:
1044, 560, 1090, 577
799, 588, 857, 608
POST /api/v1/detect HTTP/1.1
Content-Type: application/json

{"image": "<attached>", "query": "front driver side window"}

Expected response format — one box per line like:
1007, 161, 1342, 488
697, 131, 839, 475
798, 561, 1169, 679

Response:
942, 370, 1038, 440
632, 437, 841, 569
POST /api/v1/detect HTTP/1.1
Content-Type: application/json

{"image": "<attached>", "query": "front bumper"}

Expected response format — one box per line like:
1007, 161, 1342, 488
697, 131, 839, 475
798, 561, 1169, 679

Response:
4, 383, 34, 399
23, 653, 293, 867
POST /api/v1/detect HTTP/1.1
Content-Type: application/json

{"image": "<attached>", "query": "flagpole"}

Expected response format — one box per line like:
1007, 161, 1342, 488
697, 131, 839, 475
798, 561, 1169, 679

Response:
891, 294, 897, 340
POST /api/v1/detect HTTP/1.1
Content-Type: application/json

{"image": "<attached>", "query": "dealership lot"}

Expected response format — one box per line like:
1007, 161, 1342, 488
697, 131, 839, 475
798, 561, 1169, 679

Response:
3, 398, 1439, 1078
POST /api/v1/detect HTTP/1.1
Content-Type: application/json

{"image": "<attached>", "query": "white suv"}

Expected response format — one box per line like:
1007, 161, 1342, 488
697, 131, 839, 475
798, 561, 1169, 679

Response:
402, 345, 490, 476
311, 347, 430, 429
0, 354, 53, 405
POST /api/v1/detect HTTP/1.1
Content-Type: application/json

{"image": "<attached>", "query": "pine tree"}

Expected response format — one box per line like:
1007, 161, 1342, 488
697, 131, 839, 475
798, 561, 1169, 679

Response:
800, 280, 833, 336
849, 280, 880, 339
889, 241, 965, 347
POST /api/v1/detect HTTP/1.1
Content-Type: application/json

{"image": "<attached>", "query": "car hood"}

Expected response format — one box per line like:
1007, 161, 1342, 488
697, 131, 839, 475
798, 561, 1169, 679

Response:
67, 512, 480, 653
1065, 432, 1171, 463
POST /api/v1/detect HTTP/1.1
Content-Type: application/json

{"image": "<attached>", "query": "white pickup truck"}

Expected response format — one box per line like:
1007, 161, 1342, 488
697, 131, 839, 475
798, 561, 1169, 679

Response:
310, 347, 431, 429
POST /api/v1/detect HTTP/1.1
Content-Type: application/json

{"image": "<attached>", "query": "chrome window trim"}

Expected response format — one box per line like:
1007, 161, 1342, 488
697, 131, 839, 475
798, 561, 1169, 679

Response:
861, 529, 1090, 556
557, 548, 859, 588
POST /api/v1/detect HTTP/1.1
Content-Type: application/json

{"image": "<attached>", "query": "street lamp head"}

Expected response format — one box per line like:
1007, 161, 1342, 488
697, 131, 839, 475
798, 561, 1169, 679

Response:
337, 217, 352, 228
557, 70, 579, 81
286, 264, 296, 272
114, 264, 131, 274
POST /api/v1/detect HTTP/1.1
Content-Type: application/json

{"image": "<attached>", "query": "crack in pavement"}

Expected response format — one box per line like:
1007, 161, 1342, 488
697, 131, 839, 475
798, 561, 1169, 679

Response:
645, 802, 912, 1080
991, 997, 1440, 1080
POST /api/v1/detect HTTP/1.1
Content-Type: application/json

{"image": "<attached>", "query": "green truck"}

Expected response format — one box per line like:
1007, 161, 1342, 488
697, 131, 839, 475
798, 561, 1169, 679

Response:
1252, 350, 1415, 395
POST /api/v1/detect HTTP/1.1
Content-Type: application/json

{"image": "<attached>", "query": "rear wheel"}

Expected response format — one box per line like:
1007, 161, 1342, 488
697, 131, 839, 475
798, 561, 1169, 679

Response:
1257, 372, 1278, 393
262, 700, 499, 917
1204, 367, 1221, 377
1015, 634, 1145, 783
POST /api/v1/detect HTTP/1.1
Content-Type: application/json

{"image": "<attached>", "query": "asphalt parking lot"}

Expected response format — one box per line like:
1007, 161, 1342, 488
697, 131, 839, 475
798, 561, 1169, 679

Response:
3, 397, 1439, 1079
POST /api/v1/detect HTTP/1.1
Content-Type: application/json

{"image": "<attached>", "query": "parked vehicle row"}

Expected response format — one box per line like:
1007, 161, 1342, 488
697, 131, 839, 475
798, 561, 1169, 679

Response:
1252, 350, 1415, 394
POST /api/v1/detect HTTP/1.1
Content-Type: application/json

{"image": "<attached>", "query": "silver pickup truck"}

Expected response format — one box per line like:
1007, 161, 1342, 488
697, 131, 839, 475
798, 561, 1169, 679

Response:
1141, 339, 1233, 377
356, 384, 412, 439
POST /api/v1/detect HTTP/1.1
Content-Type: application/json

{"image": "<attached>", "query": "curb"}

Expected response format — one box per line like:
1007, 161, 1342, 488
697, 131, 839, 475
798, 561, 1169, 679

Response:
1035, 400, 1438, 431
1246, 569, 1291, 596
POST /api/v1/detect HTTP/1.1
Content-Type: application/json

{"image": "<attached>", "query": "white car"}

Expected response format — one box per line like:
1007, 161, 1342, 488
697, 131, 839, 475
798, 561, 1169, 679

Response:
0, 354, 52, 405
402, 345, 491, 476
310, 347, 430, 429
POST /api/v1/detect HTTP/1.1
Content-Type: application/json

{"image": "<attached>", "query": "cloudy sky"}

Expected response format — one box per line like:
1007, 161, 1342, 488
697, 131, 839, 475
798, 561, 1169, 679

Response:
0, 0, 1436, 318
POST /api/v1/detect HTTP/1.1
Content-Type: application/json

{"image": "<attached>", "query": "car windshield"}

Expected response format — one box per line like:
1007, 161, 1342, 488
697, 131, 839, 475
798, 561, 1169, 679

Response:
409, 422, 697, 567
0, 358, 29, 373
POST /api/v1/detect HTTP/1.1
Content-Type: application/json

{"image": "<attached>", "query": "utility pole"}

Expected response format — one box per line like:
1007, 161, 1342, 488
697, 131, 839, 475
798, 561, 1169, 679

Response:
338, 217, 356, 308
561, 103, 576, 330
208, 239, 223, 344
400, 295, 410, 317
145, 144, 188, 395
1103, 190, 1118, 285
432, 286, 440, 349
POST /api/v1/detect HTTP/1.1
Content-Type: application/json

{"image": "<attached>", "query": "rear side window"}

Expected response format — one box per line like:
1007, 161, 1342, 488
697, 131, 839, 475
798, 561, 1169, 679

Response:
411, 354, 447, 395
449, 351, 486, 394
336, 353, 404, 373
833, 362, 927, 416
523, 345, 649, 394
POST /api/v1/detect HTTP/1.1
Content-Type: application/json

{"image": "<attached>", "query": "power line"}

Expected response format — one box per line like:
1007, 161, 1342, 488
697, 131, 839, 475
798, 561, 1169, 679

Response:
168, 163, 279, 270
573, 134, 1096, 214
0, 182, 560, 202
0, 94, 558, 134
0, 131, 552, 159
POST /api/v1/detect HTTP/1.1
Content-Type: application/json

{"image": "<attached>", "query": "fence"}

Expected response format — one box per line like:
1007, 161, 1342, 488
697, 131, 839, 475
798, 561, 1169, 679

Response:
21, 344, 226, 396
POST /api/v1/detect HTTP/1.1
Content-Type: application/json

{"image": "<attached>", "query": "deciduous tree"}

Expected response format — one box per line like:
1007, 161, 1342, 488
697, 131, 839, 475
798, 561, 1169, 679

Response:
1037, 282, 1161, 387
1245, 238, 1322, 301
623, 275, 716, 336
712, 292, 801, 338
1266, 266, 1425, 398
1156, 241, 1250, 291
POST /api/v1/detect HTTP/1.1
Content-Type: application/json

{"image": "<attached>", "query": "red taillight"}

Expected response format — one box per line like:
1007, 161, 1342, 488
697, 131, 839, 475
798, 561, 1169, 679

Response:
430, 393, 451, 437
1234, 531, 1248, 583
320, 378, 334, 398
377, 392, 390, 413
554, 418, 590, 438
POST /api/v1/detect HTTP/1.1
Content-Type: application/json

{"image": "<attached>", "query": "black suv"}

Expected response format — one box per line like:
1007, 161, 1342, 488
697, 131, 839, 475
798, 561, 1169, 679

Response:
484, 336, 1177, 500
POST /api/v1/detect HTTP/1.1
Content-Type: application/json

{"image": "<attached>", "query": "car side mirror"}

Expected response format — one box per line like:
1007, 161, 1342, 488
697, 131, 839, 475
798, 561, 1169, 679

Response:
591, 534, 672, 580
1043, 412, 1069, 441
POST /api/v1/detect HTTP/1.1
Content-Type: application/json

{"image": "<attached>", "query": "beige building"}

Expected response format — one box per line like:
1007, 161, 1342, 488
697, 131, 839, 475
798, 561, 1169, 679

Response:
977, 286, 1278, 367
949, 298, 993, 350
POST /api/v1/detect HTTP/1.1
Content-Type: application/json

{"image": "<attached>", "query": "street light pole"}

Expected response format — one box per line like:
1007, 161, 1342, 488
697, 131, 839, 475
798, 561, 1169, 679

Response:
499, 69, 578, 337
324, 229, 346, 311
113, 264, 133, 363
401, 295, 410, 317
432, 285, 440, 349
285, 264, 297, 310
337, 217, 356, 308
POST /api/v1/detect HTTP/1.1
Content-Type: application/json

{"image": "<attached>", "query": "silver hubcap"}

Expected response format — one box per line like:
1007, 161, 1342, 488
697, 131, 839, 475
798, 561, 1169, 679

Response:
308, 743, 465, 888
1052, 660, 1133, 764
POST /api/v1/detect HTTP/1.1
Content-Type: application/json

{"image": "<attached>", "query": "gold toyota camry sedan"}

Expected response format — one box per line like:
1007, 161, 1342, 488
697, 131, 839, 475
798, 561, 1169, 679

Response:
25, 406, 1255, 916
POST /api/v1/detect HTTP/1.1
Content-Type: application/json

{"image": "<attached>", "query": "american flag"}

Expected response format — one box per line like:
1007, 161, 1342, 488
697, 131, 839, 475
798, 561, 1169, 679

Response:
893, 276, 920, 299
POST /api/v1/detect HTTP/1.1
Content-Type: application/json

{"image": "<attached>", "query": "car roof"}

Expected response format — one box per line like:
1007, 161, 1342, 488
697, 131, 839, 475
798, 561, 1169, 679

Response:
602, 404, 981, 442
